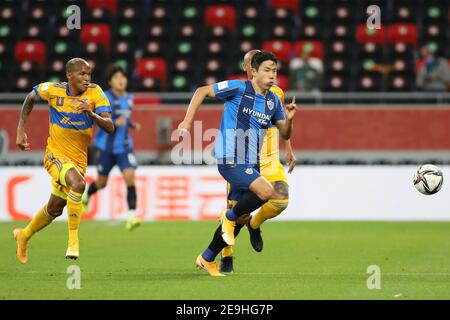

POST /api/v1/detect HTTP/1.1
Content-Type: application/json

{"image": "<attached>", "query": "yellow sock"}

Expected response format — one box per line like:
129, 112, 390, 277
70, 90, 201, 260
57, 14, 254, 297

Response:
250, 199, 289, 229
67, 190, 82, 246
221, 245, 233, 258
22, 205, 54, 241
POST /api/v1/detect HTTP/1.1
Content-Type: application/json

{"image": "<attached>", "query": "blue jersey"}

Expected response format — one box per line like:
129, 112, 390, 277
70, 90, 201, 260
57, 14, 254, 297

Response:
94, 90, 134, 154
213, 80, 285, 165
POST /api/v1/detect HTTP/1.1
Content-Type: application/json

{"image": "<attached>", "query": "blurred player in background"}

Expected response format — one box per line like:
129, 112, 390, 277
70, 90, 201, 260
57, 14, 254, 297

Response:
178, 51, 296, 276
14, 58, 114, 263
82, 65, 142, 231
220, 49, 297, 273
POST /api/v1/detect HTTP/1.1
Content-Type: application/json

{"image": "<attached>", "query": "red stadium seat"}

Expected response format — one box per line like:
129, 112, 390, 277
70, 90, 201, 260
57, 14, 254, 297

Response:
80, 23, 111, 52
227, 73, 247, 81
86, 0, 117, 16
262, 40, 292, 62
205, 5, 236, 30
14, 40, 46, 69
135, 57, 167, 88
293, 40, 324, 60
269, 0, 299, 12
275, 74, 288, 92
388, 23, 417, 46
356, 23, 387, 44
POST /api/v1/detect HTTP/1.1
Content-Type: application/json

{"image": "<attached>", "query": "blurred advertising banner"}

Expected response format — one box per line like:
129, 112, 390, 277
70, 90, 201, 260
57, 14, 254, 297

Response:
0, 165, 449, 221
1, 106, 450, 153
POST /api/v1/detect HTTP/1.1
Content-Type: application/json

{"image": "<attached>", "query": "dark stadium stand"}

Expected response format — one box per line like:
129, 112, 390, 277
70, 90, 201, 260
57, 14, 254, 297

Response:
0, 0, 448, 92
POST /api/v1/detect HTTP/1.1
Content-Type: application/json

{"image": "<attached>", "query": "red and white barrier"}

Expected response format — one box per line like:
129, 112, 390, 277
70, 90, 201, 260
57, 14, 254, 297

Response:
0, 165, 449, 221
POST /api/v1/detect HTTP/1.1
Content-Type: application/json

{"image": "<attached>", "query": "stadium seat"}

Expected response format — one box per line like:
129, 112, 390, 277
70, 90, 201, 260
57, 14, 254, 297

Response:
142, 39, 169, 58
355, 72, 383, 91
205, 26, 233, 41
262, 40, 292, 62
322, 72, 350, 92
387, 72, 414, 91
133, 77, 162, 91
326, 23, 355, 41
355, 43, 384, 61
135, 57, 167, 88
83, 7, 113, 23
238, 4, 264, 24
298, 22, 323, 40
86, 0, 117, 16
265, 22, 296, 41
237, 23, 262, 42
0, 22, 17, 41
392, 2, 417, 23
22, 22, 50, 41
269, 0, 299, 13
293, 40, 324, 60
356, 24, 386, 44
15, 40, 46, 69
301, 2, 324, 22
169, 73, 194, 92
388, 23, 417, 47
80, 23, 111, 53
205, 5, 236, 31
421, 3, 447, 23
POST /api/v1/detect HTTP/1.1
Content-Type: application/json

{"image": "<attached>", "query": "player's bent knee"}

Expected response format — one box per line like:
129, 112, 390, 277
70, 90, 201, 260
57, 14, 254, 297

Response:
70, 179, 86, 194
269, 199, 289, 213
258, 186, 274, 202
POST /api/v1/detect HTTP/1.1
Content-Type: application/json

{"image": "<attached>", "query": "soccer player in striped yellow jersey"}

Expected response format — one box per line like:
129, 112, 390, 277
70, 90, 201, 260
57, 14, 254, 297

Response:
220, 49, 297, 273
14, 58, 114, 263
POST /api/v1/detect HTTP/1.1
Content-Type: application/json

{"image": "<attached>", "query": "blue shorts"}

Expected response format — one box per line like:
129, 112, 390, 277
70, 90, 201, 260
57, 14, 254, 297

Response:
218, 163, 260, 201
96, 150, 138, 176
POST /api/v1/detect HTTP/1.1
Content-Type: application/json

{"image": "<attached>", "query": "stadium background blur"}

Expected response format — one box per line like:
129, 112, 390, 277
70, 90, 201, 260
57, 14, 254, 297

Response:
0, 0, 449, 222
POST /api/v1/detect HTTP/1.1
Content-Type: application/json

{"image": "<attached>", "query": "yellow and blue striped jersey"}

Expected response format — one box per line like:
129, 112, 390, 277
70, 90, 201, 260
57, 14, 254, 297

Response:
34, 82, 111, 171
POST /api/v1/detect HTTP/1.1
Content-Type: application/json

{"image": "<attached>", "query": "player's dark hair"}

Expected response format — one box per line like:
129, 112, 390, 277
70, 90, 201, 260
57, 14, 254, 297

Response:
105, 64, 127, 83
250, 51, 278, 71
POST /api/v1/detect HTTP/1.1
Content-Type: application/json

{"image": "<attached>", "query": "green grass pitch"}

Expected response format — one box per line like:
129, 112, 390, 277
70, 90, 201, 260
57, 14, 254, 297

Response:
1, 221, 450, 299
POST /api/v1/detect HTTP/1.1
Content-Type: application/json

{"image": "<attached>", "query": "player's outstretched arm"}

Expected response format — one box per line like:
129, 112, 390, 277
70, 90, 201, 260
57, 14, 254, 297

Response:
276, 96, 297, 140
178, 85, 215, 133
16, 90, 37, 151
77, 103, 115, 134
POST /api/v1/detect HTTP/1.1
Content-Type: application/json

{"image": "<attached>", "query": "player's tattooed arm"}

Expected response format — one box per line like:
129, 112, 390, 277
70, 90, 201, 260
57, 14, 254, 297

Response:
18, 90, 37, 129
178, 85, 215, 134
16, 90, 37, 151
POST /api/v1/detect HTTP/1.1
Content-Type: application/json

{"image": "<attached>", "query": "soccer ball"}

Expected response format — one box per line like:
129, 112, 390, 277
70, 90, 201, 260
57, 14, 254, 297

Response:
413, 164, 444, 195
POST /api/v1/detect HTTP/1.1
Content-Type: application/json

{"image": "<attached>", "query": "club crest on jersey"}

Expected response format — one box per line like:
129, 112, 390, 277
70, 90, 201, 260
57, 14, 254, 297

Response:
245, 168, 254, 175
267, 99, 274, 110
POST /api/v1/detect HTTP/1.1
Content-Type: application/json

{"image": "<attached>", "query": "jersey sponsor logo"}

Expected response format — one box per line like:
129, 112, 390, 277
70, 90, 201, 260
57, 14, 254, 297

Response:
60, 116, 85, 126
217, 81, 228, 90
242, 107, 271, 125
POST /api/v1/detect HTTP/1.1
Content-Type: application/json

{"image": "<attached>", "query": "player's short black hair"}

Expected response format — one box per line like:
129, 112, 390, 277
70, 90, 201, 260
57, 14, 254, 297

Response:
105, 64, 127, 83
250, 51, 278, 71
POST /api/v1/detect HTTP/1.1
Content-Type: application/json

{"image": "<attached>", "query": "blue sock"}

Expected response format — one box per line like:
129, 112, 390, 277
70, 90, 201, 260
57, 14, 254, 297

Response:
225, 208, 237, 221
202, 248, 216, 262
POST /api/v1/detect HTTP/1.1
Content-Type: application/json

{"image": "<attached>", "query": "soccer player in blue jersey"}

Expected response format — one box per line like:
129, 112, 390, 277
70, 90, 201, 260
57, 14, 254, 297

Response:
178, 51, 297, 276
82, 65, 142, 230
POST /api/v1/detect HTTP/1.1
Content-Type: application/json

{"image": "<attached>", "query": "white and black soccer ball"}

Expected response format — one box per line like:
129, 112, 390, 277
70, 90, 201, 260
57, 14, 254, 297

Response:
413, 164, 444, 195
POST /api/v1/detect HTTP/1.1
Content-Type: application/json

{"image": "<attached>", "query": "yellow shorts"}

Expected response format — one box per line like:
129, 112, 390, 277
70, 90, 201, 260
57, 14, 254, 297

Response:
44, 152, 84, 200
226, 160, 288, 207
